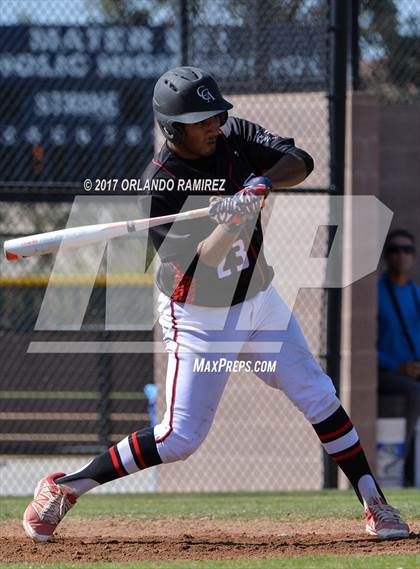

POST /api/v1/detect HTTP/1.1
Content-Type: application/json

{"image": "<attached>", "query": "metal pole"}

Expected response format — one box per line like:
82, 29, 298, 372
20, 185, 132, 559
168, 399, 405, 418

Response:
180, 0, 189, 66
324, 0, 347, 489
254, 0, 270, 91
98, 331, 112, 450
348, 0, 360, 90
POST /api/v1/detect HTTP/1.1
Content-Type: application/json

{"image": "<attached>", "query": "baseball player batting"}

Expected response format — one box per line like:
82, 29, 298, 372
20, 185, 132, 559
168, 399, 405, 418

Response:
23, 67, 409, 541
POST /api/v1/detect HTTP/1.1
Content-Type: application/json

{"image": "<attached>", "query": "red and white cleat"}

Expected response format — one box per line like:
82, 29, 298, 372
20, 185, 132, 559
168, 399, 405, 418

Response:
365, 497, 410, 539
23, 472, 77, 542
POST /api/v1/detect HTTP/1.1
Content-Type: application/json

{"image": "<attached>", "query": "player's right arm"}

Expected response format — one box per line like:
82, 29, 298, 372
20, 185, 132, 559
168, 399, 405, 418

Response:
197, 180, 268, 267
196, 223, 241, 267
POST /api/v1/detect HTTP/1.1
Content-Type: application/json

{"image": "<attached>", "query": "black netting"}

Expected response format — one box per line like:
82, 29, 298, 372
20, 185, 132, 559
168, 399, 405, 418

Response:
0, 0, 334, 494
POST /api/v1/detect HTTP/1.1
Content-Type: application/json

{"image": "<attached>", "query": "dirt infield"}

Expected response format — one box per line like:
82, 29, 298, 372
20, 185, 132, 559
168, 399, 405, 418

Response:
1, 518, 419, 563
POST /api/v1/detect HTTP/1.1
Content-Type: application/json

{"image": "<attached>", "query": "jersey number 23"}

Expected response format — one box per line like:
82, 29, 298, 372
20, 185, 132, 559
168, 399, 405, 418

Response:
217, 239, 249, 279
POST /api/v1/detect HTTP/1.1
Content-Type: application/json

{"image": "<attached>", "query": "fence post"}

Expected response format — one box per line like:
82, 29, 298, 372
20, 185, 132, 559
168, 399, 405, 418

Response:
98, 332, 112, 450
324, 0, 348, 489
348, 0, 360, 90
180, 0, 189, 66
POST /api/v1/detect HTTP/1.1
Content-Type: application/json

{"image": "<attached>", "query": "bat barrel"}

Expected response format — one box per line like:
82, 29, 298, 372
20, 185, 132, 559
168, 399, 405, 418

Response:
4, 234, 67, 260
3, 207, 210, 261
3, 223, 122, 261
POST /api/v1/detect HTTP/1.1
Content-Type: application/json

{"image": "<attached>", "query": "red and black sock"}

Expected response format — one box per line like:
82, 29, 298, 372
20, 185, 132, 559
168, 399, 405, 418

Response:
312, 406, 384, 504
57, 427, 162, 486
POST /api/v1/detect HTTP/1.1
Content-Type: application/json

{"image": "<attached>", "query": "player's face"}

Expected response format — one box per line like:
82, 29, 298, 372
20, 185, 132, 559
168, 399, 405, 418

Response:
181, 115, 221, 158
385, 236, 416, 274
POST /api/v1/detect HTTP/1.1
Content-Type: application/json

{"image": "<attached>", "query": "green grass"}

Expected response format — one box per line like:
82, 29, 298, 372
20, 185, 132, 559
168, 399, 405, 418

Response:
0, 556, 419, 569
1, 489, 418, 522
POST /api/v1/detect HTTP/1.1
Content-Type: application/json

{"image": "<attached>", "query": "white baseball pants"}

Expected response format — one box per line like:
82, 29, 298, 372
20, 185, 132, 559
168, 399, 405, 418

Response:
154, 285, 340, 463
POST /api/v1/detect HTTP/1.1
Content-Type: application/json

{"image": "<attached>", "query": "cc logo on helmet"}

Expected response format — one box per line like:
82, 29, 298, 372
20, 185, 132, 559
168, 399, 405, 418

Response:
197, 85, 215, 103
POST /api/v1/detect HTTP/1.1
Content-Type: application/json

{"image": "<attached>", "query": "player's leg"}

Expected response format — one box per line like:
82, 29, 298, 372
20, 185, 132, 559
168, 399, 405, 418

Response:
247, 285, 409, 539
60, 297, 243, 479
23, 296, 242, 541
23, 354, 233, 542
56, 350, 233, 488
153, 294, 246, 463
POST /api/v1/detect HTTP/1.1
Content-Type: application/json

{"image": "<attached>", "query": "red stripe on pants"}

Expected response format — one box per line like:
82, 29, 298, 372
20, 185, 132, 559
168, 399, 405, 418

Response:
156, 300, 179, 444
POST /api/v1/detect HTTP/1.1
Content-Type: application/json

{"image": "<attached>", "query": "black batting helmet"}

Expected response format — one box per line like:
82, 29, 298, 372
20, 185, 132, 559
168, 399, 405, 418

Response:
153, 66, 233, 144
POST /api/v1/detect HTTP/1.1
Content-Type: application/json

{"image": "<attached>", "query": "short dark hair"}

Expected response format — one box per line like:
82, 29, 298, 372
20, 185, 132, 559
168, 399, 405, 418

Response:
385, 229, 415, 245
384, 229, 415, 253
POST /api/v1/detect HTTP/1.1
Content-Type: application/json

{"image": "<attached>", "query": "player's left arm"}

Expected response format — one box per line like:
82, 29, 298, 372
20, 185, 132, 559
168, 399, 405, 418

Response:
263, 153, 311, 188
227, 117, 314, 187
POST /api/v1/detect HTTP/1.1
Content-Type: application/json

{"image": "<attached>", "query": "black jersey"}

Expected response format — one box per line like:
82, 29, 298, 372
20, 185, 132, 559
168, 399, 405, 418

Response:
140, 117, 312, 307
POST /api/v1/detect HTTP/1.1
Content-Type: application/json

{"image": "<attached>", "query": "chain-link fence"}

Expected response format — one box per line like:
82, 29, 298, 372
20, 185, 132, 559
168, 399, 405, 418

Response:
1, 0, 337, 495
358, 0, 420, 102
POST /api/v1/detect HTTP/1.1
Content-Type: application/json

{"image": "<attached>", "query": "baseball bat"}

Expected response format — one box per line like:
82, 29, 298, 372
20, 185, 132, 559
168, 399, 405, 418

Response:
4, 206, 210, 261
